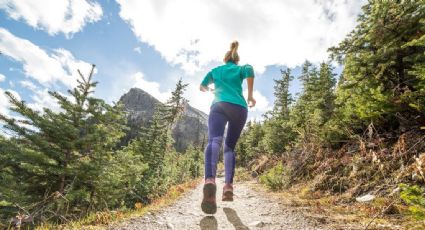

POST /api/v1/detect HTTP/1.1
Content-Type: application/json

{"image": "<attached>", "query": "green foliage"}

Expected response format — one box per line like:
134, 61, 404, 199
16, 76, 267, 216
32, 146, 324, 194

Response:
273, 68, 294, 120
160, 78, 189, 126
290, 61, 336, 143
260, 118, 295, 155
259, 162, 288, 191
124, 78, 191, 204
258, 68, 297, 155
0, 65, 147, 222
400, 184, 425, 220
164, 145, 204, 185
329, 0, 425, 129
0, 66, 201, 226
236, 121, 264, 165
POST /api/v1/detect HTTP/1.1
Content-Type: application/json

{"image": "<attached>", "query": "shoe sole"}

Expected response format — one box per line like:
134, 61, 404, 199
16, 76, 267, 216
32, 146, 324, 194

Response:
222, 190, 233, 201
201, 183, 217, 214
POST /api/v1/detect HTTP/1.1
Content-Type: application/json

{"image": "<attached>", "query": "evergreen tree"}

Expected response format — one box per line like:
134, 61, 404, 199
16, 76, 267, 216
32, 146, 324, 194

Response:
236, 120, 265, 166
260, 68, 296, 155
329, 0, 425, 130
160, 78, 189, 127
0, 65, 146, 222
290, 61, 319, 141
317, 62, 336, 124
289, 61, 337, 143
128, 78, 189, 203
273, 68, 294, 119
130, 103, 172, 203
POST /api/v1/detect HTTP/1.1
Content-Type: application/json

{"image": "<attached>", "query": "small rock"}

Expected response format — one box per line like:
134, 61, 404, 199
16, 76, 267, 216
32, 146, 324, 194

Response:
167, 223, 174, 229
367, 142, 377, 148
259, 212, 270, 216
356, 194, 375, 202
189, 211, 200, 216
389, 187, 400, 196
249, 221, 266, 227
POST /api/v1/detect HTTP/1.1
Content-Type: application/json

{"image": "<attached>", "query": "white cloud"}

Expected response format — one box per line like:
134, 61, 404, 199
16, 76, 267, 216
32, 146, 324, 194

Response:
131, 72, 171, 103
127, 71, 269, 115
28, 88, 62, 113
0, 87, 49, 137
243, 89, 271, 113
19, 80, 37, 91
183, 80, 214, 114
0, 73, 5, 82
0, 28, 93, 88
0, 0, 103, 37
129, 71, 215, 114
134, 47, 142, 54
2, 81, 51, 115
116, 0, 363, 74
19, 80, 63, 113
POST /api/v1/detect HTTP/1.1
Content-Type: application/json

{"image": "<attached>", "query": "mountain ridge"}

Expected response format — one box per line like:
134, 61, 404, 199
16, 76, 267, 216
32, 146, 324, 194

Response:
119, 87, 208, 152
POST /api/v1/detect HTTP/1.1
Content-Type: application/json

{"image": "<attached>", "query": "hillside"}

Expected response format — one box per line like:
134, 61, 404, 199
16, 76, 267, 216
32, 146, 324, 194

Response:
119, 87, 208, 152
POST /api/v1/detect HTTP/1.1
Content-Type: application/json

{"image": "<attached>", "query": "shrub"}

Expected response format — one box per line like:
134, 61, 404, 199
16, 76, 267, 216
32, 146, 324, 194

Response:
259, 162, 289, 191
400, 184, 425, 220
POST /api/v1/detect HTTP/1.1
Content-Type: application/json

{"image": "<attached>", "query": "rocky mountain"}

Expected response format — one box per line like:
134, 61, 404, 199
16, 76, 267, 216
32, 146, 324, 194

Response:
119, 88, 208, 152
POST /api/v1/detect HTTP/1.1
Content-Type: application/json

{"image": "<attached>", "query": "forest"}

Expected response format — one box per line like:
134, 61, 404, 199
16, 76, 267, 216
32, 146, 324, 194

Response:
0, 0, 424, 228
0, 66, 204, 227
236, 0, 425, 225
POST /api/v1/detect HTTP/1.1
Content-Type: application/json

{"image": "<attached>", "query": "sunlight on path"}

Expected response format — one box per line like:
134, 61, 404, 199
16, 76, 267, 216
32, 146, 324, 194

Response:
109, 177, 327, 230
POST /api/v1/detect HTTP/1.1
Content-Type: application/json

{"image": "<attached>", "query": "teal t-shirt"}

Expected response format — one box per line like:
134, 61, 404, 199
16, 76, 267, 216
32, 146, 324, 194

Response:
201, 61, 255, 109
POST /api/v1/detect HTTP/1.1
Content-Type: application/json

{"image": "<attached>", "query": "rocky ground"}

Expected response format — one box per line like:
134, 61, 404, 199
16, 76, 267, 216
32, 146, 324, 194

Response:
108, 176, 374, 230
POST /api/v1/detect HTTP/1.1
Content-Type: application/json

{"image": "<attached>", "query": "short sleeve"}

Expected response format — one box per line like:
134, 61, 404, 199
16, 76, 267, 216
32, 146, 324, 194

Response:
201, 71, 213, 86
242, 64, 255, 79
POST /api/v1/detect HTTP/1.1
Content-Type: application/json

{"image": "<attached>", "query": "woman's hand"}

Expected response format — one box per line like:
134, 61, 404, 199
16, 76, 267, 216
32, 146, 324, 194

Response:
200, 85, 208, 92
247, 96, 256, 108
200, 85, 214, 92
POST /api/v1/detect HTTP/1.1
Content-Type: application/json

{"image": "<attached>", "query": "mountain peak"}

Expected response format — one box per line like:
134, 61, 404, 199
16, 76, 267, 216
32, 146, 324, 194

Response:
118, 87, 208, 152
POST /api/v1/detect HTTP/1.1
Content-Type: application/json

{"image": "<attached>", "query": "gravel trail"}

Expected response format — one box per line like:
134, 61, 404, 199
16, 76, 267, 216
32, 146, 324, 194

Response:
108, 176, 337, 230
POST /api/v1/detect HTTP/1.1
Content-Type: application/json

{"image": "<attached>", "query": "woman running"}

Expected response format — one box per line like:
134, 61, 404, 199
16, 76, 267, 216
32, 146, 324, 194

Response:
199, 41, 256, 214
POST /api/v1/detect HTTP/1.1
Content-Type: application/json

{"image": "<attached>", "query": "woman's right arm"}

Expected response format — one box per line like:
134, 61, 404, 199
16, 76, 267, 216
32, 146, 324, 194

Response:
246, 77, 256, 108
243, 65, 256, 108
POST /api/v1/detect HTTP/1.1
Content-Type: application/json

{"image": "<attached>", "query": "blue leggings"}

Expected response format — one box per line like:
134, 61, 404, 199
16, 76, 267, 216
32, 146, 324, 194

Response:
204, 102, 247, 184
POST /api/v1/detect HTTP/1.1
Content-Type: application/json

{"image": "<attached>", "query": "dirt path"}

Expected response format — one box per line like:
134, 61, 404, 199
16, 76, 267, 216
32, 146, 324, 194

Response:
108, 176, 340, 230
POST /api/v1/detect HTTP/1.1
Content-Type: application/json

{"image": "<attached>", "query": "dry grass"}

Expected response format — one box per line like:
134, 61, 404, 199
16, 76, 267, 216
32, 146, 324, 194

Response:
35, 179, 201, 230
256, 180, 411, 229
234, 167, 253, 182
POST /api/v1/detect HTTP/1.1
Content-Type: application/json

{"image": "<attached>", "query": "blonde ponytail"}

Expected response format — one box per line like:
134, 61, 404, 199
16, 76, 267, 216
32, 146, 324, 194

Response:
224, 40, 240, 64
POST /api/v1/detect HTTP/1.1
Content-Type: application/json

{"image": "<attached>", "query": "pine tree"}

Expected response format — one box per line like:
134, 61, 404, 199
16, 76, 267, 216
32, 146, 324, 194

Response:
0, 65, 146, 222
260, 68, 296, 155
329, 0, 425, 130
289, 61, 337, 143
290, 61, 319, 140
128, 78, 189, 203
317, 62, 336, 124
236, 120, 265, 165
273, 68, 294, 120
160, 78, 189, 127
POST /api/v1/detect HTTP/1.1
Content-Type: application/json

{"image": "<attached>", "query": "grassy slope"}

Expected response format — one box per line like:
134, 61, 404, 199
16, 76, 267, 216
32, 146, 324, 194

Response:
34, 179, 201, 230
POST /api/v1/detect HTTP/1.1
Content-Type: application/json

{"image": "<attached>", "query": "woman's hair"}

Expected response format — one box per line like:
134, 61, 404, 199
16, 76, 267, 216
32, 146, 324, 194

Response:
223, 41, 240, 64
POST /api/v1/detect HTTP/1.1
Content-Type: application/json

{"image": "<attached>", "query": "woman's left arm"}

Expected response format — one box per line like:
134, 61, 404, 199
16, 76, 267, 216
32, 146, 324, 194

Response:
200, 71, 213, 92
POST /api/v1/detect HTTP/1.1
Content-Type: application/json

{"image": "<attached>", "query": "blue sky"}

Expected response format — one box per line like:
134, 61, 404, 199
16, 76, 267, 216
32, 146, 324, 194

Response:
0, 0, 363, 126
